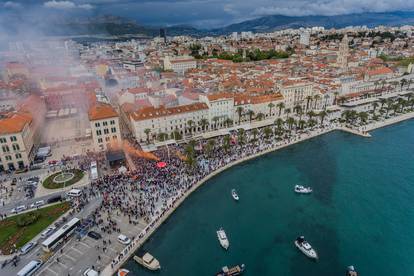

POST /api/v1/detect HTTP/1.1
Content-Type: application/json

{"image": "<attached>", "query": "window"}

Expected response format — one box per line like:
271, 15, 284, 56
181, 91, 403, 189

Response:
95, 122, 100, 127
12, 144, 20, 151
98, 138, 103, 143
104, 129, 109, 134
105, 137, 110, 142
15, 153, 21, 159
112, 135, 117, 140
110, 120, 115, 125
10, 136, 17, 142
111, 127, 116, 133
103, 121, 108, 126
0, 138, 6, 143
5, 155, 11, 161
2, 145, 9, 153
96, 130, 102, 136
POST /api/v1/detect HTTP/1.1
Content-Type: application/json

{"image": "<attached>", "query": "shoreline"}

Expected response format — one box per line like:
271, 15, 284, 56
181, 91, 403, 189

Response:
102, 112, 414, 276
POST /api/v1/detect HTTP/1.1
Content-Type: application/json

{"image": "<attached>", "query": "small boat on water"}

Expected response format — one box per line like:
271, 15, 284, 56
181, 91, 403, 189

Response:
217, 228, 229, 250
216, 264, 245, 276
117, 268, 130, 276
346, 265, 358, 276
294, 185, 312, 194
231, 189, 239, 201
133, 251, 161, 271
294, 236, 318, 259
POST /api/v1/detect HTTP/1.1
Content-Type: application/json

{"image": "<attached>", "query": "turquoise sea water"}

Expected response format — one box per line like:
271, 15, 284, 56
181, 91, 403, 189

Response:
124, 120, 414, 276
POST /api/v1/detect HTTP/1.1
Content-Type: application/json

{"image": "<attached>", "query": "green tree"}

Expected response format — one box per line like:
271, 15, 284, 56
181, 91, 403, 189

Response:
268, 102, 275, 117
236, 106, 244, 125
144, 128, 151, 143
277, 102, 285, 116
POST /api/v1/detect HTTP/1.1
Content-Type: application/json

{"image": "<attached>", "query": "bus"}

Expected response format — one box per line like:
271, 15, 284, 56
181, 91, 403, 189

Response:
90, 161, 98, 181
17, 260, 43, 276
41, 218, 80, 252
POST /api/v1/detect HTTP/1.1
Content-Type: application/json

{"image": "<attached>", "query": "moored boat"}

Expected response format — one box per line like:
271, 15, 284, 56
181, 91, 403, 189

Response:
216, 264, 245, 276
294, 236, 318, 259
217, 228, 229, 250
117, 268, 130, 276
294, 185, 312, 194
346, 265, 358, 276
133, 252, 161, 271
231, 189, 239, 201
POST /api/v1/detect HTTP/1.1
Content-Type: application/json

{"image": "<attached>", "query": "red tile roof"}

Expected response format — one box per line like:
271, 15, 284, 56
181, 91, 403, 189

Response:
88, 103, 118, 121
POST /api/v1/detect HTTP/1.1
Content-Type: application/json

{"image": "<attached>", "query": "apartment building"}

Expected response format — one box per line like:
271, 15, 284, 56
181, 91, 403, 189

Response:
88, 103, 122, 152
130, 103, 209, 142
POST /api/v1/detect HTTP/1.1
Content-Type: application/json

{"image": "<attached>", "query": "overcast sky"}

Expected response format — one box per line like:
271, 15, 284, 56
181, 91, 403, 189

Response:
1, 0, 414, 28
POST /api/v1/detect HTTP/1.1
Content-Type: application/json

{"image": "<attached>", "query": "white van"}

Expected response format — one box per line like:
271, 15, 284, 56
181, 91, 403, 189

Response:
17, 260, 42, 276
83, 268, 99, 276
67, 189, 82, 197
20, 241, 37, 255
117, 234, 131, 245
11, 205, 27, 214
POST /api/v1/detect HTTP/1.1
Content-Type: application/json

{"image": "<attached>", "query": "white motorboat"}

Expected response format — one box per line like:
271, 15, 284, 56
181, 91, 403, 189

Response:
294, 185, 312, 194
217, 228, 229, 250
294, 236, 318, 259
231, 189, 239, 201
346, 265, 358, 276
133, 252, 161, 271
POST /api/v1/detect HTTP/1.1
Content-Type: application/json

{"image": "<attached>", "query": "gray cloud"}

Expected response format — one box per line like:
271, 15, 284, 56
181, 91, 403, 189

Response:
44, 0, 93, 10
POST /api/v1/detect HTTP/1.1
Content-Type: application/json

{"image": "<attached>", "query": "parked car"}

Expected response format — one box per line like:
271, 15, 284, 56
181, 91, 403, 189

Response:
117, 234, 131, 245
19, 242, 37, 255
87, 231, 102, 240
41, 226, 56, 238
11, 205, 27, 214
30, 200, 45, 209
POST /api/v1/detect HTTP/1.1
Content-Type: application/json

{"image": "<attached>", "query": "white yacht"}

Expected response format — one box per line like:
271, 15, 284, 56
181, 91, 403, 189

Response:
217, 228, 229, 250
294, 185, 312, 194
294, 236, 318, 259
231, 189, 239, 201
133, 252, 161, 271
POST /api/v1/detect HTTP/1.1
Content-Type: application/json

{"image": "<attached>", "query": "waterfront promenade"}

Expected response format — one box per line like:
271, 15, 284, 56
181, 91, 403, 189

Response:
101, 111, 414, 276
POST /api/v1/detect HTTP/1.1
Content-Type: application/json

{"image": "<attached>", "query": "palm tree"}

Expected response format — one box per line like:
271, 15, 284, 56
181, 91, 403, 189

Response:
212, 116, 220, 129
224, 118, 233, 127
380, 98, 387, 108
284, 108, 291, 118
277, 102, 285, 116
263, 127, 272, 139
318, 111, 327, 126
275, 118, 284, 132
307, 118, 317, 128
305, 96, 313, 111
238, 128, 245, 144
333, 91, 339, 105
247, 110, 255, 123
294, 104, 302, 115
372, 102, 379, 114
157, 132, 168, 141
400, 78, 407, 91
251, 128, 259, 142
298, 119, 306, 129
307, 110, 316, 120
172, 129, 182, 140
236, 106, 244, 125
223, 135, 231, 152
358, 111, 368, 124
323, 94, 330, 109
187, 120, 194, 135
286, 117, 296, 130
313, 95, 321, 109
144, 128, 151, 143
256, 112, 265, 121
268, 102, 275, 117
199, 118, 209, 131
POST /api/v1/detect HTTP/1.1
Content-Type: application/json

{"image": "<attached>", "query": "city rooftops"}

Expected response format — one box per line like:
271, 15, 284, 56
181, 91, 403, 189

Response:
131, 102, 208, 121
88, 103, 118, 121
0, 111, 32, 135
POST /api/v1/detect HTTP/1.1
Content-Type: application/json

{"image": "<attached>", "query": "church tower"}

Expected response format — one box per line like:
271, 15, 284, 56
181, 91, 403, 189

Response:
337, 34, 349, 71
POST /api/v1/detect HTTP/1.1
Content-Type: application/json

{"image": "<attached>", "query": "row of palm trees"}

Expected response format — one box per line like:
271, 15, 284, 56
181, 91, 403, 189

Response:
341, 93, 414, 125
